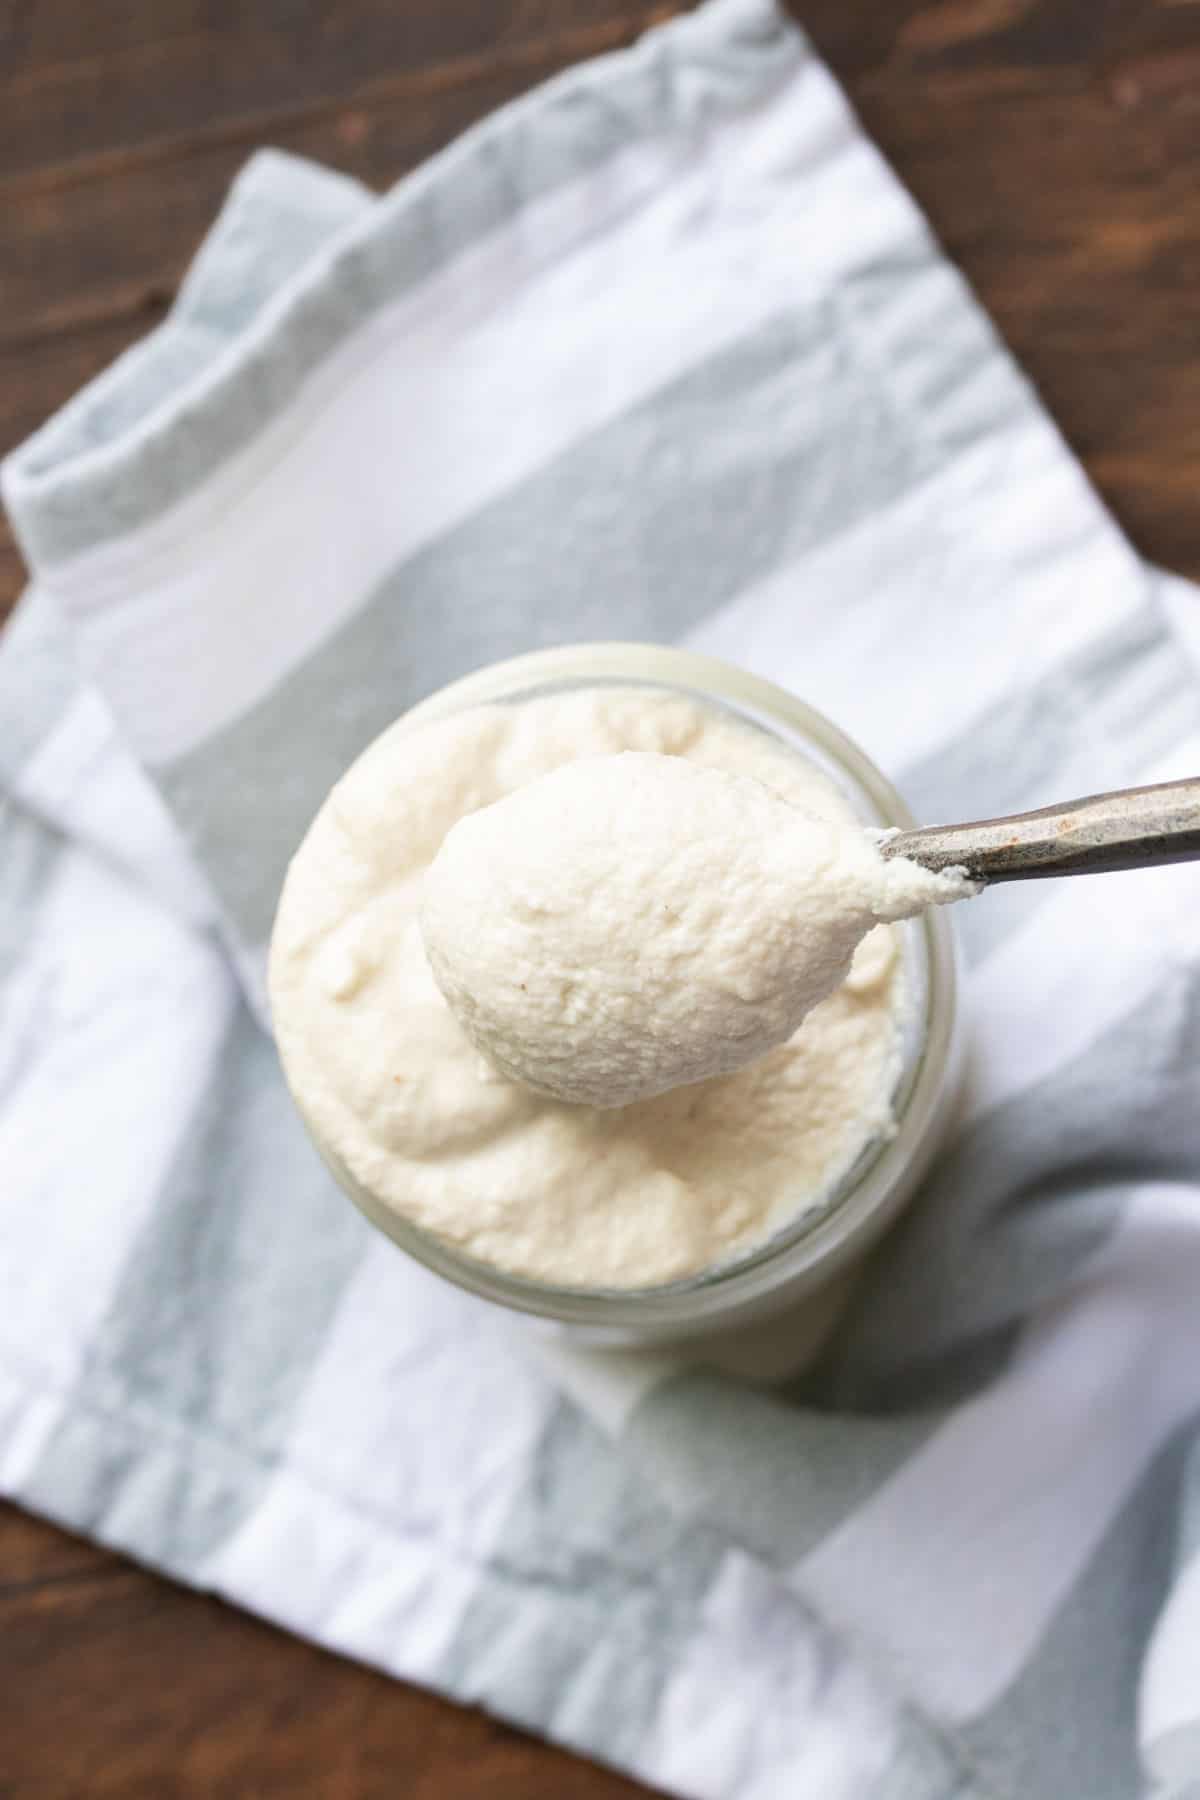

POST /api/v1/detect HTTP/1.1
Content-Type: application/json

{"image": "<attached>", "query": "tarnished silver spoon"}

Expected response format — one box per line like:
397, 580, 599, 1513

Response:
881, 777, 1200, 883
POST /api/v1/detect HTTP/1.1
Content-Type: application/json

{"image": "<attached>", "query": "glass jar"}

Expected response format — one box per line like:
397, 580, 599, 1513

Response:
295, 643, 963, 1350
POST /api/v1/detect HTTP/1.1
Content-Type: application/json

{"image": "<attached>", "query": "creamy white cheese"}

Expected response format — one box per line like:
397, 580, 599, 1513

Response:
270, 688, 962, 1289
422, 751, 968, 1108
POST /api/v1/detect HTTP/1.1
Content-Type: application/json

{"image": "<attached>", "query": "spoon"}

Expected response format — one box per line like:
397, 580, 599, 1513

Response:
880, 777, 1200, 883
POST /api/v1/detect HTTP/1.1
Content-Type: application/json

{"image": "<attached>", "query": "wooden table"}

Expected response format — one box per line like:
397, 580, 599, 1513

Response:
2, 2, 1199, 1793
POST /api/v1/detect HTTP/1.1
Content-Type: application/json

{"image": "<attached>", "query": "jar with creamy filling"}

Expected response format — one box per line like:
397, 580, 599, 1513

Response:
269, 644, 964, 1344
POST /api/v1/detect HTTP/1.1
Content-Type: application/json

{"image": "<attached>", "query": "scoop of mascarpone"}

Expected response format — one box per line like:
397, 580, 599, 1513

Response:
421, 751, 971, 1108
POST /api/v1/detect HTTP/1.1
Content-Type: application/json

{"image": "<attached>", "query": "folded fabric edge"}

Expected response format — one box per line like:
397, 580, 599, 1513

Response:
0, 147, 380, 937
0, 0, 803, 571
0, 1351, 987, 1800
0, 146, 377, 572
0, 586, 81, 784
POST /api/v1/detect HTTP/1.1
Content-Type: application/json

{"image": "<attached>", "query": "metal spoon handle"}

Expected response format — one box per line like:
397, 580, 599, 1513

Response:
881, 777, 1200, 884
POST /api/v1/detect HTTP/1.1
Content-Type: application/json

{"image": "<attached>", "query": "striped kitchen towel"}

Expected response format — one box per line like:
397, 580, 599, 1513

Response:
4, 3, 1200, 1795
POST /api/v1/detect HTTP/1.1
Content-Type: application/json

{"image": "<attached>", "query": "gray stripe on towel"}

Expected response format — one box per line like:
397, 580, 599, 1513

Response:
22, 1002, 366, 1571
626, 968, 1200, 1566
0, 595, 81, 784
962, 1419, 1199, 1800
434, 1398, 725, 1768
899, 599, 1200, 968
157, 299, 925, 947
4, 3, 803, 567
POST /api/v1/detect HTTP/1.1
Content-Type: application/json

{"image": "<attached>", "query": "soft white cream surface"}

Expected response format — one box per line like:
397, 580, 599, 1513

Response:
269, 689, 952, 1288
422, 751, 968, 1108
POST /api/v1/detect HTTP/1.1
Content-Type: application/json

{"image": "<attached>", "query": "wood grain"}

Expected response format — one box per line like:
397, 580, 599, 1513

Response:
2, 1, 1199, 1794
797, 0, 1200, 575
0, 1508, 656, 1800
0, 2, 673, 180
